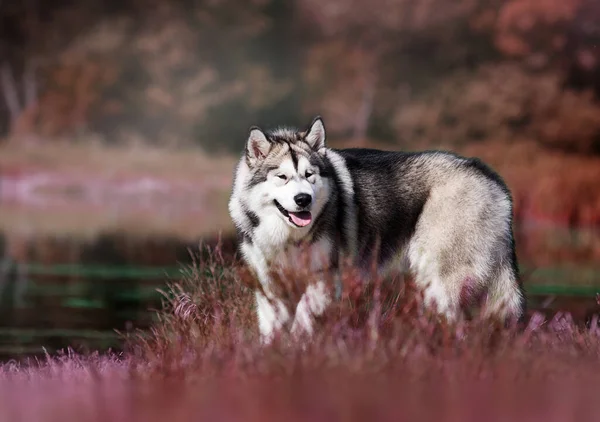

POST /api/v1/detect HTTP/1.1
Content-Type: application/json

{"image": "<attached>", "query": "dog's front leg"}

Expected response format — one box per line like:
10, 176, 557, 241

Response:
241, 242, 292, 343
255, 288, 291, 344
290, 280, 331, 338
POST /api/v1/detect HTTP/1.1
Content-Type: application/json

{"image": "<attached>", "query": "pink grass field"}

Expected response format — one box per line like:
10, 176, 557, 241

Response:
1, 246, 600, 422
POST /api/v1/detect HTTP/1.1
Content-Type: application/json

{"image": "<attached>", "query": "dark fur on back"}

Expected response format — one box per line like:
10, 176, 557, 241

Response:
333, 147, 525, 317
336, 148, 429, 267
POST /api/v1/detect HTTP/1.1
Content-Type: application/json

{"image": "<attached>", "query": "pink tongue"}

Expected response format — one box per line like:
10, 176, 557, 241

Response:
289, 211, 312, 227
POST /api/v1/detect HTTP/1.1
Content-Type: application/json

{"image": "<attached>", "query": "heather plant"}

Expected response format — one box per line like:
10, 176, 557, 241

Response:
1, 244, 600, 421
134, 242, 600, 379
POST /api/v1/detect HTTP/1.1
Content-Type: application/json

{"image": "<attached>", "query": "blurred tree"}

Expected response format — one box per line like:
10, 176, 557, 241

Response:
1, 0, 600, 154
295, 0, 488, 142
42, 0, 302, 151
494, 0, 580, 61
391, 62, 600, 154
0, 0, 44, 140
563, 0, 600, 97
189, 0, 304, 152
0, 0, 134, 140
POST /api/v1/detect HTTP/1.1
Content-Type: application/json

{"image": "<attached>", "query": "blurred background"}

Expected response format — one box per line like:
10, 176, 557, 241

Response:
0, 0, 599, 360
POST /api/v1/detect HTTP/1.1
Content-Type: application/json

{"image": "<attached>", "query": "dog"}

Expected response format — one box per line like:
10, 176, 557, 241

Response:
228, 116, 526, 343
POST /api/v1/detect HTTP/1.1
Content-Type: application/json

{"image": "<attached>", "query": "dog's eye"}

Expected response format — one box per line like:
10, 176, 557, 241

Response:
277, 174, 287, 180
305, 171, 314, 178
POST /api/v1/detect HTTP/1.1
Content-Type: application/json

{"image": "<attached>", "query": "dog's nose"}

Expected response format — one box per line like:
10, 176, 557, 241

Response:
294, 193, 312, 208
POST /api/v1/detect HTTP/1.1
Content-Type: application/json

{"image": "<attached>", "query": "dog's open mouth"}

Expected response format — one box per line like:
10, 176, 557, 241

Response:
274, 200, 312, 227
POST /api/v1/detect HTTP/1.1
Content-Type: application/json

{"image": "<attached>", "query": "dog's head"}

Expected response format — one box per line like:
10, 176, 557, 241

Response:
241, 116, 331, 231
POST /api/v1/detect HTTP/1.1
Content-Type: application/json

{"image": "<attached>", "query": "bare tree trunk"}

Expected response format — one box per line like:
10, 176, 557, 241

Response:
352, 62, 378, 143
0, 62, 22, 123
23, 59, 37, 107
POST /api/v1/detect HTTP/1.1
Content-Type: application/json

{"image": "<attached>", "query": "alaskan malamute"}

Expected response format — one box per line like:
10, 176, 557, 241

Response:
229, 116, 525, 343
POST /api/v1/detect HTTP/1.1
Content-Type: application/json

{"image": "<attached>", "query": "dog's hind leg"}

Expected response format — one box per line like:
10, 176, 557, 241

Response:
416, 274, 461, 321
480, 263, 525, 325
405, 241, 462, 321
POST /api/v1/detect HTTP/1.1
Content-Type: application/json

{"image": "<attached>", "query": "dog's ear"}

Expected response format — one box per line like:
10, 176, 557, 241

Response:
245, 126, 270, 166
305, 116, 326, 151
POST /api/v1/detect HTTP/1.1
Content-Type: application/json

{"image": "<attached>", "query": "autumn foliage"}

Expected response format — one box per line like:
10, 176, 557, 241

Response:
0, 0, 598, 150
2, 0, 600, 223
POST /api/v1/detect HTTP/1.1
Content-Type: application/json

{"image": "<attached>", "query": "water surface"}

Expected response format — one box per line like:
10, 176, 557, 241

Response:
0, 224, 598, 360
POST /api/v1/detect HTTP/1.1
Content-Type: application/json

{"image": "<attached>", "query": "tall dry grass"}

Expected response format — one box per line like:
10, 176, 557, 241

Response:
1, 242, 600, 421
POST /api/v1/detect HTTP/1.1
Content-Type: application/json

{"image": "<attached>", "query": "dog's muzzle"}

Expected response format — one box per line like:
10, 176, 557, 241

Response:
274, 200, 312, 227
